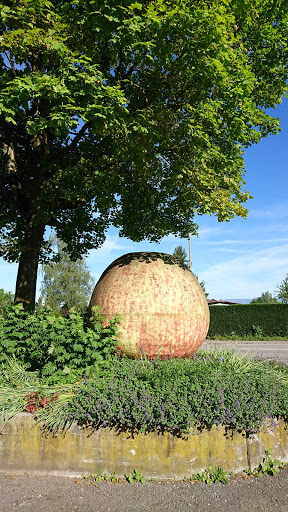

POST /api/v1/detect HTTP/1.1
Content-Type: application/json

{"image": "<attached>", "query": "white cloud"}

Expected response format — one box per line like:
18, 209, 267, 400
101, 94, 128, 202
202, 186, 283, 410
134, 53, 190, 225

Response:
199, 238, 288, 246
249, 202, 288, 220
89, 235, 134, 261
161, 233, 179, 243
213, 248, 248, 254
197, 226, 229, 238
200, 242, 288, 299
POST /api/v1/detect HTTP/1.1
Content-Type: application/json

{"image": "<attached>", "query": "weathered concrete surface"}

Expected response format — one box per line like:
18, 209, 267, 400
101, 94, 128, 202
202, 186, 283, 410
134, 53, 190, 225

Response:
88, 252, 209, 359
0, 414, 287, 479
247, 419, 288, 470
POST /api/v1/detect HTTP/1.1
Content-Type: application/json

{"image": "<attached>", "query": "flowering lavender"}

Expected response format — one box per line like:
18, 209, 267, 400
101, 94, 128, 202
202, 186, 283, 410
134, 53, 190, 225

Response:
64, 351, 288, 435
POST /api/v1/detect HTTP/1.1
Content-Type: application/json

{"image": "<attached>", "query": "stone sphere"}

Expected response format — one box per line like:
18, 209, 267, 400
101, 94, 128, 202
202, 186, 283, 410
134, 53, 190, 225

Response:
88, 252, 209, 359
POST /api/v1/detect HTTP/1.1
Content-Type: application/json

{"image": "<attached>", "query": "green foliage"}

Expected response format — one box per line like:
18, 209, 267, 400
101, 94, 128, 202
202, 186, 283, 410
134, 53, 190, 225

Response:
62, 350, 288, 435
1, 1, 288, 307
276, 274, 288, 304
250, 292, 278, 304
40, 236, 94, 314
244, 449, 287, 477
82, 468, 144, 485
0, 289, 13, 306
82, 469, 111, 483
125, 469, 146, 484
251, 324, 264, 339
0, 356, 74, 429
1, 349, 288, 435
172, 246, 189, 268
0, 303, 119, 382
207, 304, 288, 339
189, 466, 230, 485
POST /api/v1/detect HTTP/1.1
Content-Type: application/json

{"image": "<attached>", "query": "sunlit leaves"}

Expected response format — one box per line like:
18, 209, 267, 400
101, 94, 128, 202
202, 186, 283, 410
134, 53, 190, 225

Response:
0, 0, 288, 306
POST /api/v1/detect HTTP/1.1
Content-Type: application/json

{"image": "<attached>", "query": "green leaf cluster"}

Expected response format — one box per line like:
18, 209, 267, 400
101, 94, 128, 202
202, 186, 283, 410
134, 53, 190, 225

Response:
245, 449, 287, 477
0, 303, 119, 382
125, 469, 146, 484
39, 236, 94, 314
276, 274, 288, 304
0, 356, 75, 429
250, 291, 278, 304
82, 469, 111, 483
1, 1, 288, 308
190, 465, 230, 485
0, 289, 14, 306
172, 246, 189, 268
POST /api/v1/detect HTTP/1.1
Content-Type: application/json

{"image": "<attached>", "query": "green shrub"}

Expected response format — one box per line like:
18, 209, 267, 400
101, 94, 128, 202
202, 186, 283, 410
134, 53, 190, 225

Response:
62, 351, 288, 435
207, 304, 288, 338
0, 304, 119, 382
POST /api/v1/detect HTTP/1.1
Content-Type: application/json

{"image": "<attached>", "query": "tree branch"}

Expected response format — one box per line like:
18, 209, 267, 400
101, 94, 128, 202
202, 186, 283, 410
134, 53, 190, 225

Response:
58, 121, 92, 156
114, 46, 123, 82
4, 51, 17, 77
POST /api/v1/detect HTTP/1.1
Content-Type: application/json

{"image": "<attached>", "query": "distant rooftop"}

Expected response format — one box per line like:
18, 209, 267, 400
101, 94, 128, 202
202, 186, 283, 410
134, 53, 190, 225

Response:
208, 299, 242, 306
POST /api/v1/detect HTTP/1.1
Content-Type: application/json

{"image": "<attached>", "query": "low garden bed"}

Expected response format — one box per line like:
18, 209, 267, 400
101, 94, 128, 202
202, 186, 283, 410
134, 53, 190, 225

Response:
0, 303, 287, 477
1, 349, 288, 437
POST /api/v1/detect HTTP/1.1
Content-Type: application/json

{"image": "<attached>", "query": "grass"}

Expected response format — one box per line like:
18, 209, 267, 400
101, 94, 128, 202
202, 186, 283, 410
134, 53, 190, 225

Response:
0, 357, 75, 431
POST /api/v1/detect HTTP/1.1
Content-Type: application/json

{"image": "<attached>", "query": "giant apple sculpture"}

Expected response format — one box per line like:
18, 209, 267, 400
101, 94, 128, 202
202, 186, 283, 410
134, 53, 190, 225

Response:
88, 252, 209, 359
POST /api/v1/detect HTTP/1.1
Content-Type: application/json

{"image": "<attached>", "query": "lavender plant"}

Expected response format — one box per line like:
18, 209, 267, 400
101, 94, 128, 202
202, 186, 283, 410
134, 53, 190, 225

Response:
63, 351, 288, 435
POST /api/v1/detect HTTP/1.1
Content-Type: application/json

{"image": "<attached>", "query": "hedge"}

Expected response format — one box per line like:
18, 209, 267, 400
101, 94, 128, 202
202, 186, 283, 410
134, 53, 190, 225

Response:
207, 304, 288, 338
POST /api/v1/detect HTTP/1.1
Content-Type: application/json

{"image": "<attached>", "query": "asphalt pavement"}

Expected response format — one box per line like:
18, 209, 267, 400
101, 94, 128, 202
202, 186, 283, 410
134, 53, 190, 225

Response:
1, 469, 288, 512
202, 339, 288, 364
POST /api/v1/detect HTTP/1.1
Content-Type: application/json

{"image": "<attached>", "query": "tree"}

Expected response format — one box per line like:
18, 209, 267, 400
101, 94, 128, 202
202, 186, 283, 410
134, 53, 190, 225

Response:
1, 1, 288, 309
172, 246, 189, 268
276, 275, 288, 304
172, 246, 208, 298
0, 288, 13, 306
39, 237, 94, 314
250, 291, 278, 304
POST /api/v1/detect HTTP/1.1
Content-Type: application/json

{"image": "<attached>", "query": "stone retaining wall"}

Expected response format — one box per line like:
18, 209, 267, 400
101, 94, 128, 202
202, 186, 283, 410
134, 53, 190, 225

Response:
0, 414, 287, 479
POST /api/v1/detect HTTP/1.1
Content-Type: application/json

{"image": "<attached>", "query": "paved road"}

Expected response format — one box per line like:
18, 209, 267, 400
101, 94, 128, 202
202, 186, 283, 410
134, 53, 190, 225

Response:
0, 470, 288, 512
202, 340, 288, 364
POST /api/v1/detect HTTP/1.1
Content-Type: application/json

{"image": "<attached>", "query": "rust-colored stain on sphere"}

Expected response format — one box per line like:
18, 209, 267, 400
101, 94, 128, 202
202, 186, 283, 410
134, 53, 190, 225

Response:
89, 252, 210, 359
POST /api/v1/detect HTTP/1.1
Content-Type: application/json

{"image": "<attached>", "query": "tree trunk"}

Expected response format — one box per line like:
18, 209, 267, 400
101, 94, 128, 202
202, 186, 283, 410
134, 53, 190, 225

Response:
14, 214, 45, 311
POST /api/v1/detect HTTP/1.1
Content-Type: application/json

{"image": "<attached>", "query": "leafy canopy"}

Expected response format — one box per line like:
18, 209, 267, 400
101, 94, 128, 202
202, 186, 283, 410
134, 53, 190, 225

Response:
276, 274, 288, 304
0, 0, 288, 264
0, 288, 13, 306
250, 291, 278, 304
172, 246, 189, 268
39, 236, 94, 314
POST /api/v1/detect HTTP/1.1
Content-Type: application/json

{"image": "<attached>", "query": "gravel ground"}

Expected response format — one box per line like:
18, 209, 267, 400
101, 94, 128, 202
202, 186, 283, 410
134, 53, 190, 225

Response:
0, 469, 288, 512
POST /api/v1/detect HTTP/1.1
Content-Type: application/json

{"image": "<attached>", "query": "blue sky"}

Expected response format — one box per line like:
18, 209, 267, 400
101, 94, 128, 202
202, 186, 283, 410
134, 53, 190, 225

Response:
1, 100, 287, 300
